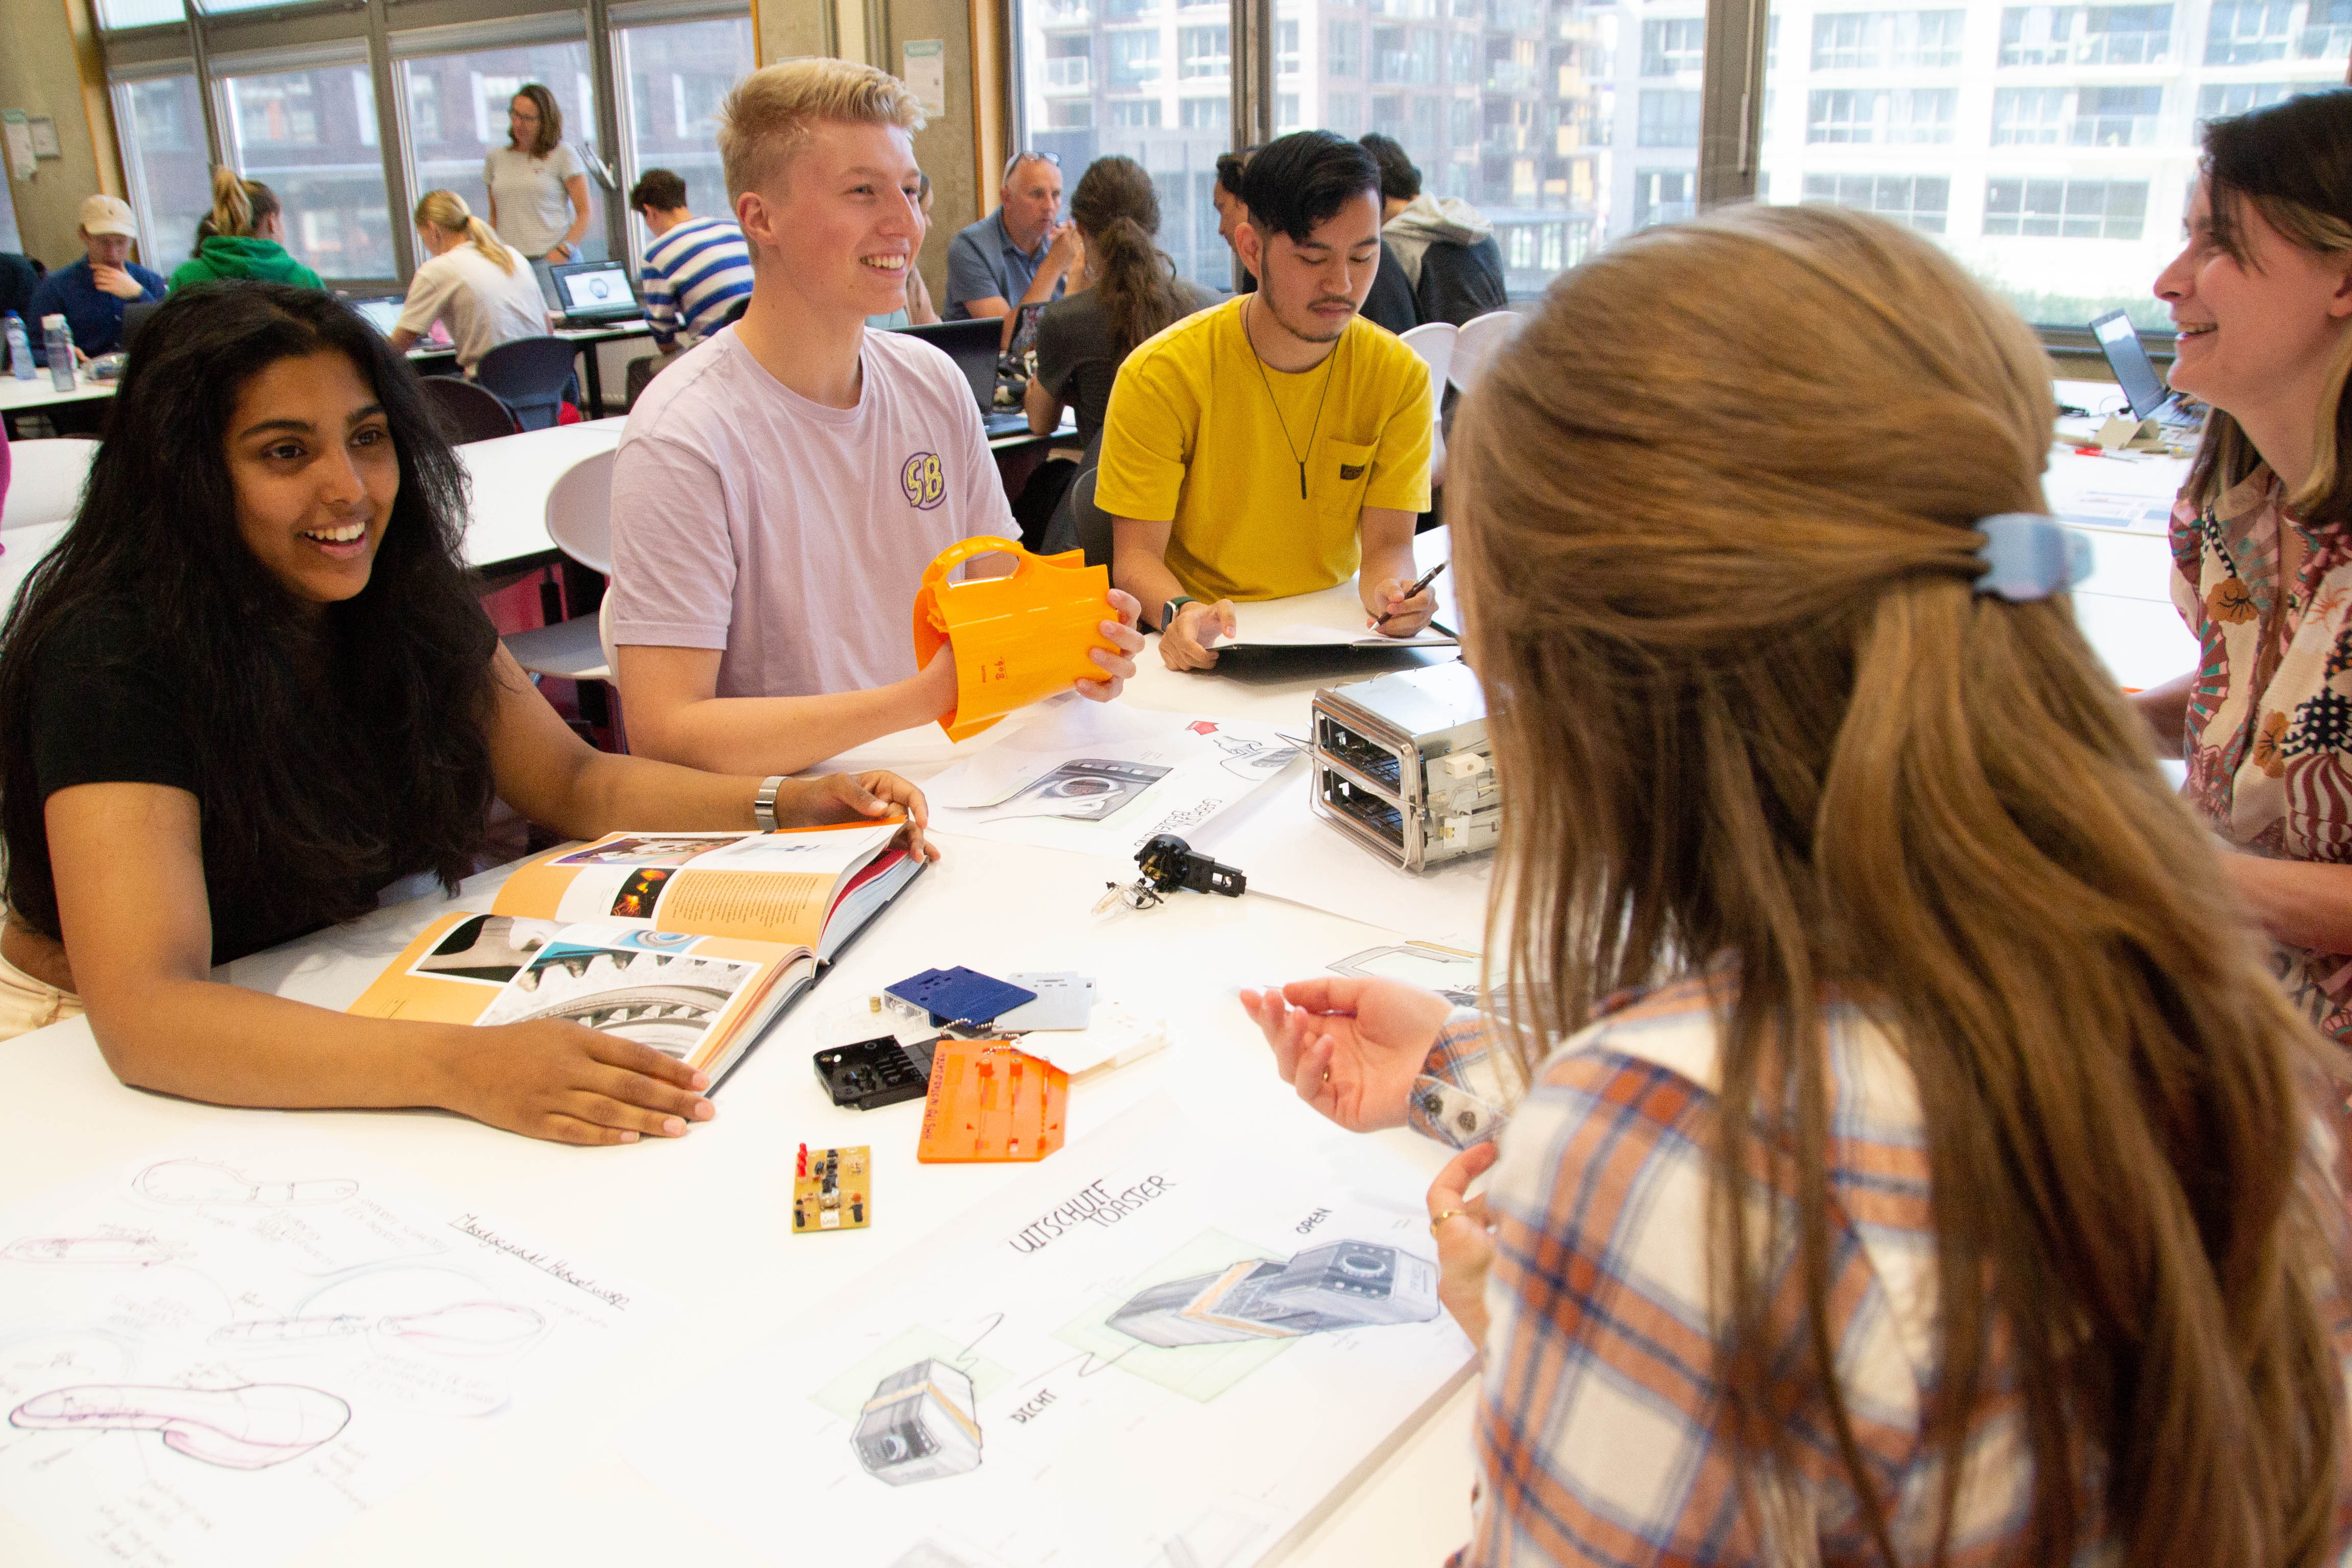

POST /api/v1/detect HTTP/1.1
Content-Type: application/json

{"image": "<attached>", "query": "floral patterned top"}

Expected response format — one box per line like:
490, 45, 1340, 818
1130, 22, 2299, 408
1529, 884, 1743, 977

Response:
2171, 464, 2352, 1044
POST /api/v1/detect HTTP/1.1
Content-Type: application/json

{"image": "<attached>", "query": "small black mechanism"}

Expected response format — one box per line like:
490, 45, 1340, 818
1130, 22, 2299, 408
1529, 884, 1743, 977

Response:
1134, 834, 1246, 898
815, 1036, 935, 1111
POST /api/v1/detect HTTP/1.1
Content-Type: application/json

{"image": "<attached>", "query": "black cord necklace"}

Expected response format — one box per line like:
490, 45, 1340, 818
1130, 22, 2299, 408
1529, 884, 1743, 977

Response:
1244, 294, 1341, 501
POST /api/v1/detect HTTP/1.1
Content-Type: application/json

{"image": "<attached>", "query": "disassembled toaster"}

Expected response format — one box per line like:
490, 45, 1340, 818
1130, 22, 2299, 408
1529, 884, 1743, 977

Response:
1309, 662, 1498, 873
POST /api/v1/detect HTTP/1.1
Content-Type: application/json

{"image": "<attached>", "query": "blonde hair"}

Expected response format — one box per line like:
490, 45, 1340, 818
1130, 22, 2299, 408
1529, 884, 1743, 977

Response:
206, 165, 280, 240
1451, 202, 2344, 1566
716, 58, 925, 204
412, 190, 516, 275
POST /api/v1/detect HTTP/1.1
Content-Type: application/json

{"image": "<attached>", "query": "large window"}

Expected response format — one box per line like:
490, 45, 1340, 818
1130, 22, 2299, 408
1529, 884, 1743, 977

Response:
1765, 0, 2352, 326
396, 35, 609, 263
617, 12, 757, 256
215, 51, 396, 280
111, 71, 212, 273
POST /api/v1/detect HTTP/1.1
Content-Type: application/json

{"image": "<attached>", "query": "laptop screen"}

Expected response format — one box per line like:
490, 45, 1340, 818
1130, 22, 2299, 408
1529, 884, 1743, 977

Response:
1007, 302, 1048, 361
2090, 309, 2171, 420
351, 299, 404, 335
555, 263, 636, 313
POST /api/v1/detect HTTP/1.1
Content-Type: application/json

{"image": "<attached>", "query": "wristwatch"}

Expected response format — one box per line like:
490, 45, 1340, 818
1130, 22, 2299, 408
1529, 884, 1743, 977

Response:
753, 775, 786, 830
1161, 595, 1199, 633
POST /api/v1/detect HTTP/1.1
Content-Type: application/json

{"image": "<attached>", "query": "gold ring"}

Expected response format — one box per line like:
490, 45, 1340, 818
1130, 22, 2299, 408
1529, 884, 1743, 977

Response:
1429, 1209, 1468, 1234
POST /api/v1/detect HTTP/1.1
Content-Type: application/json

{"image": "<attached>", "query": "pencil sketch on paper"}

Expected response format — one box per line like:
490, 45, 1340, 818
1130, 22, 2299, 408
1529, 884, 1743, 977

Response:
209, 1301, 547, 1357
1106, 1239, 1439, 1349
2, 1235, 185, 1268
9, 1382, 352, 1469
135, 1158, 360, 1208
852, 1360, 983, 1486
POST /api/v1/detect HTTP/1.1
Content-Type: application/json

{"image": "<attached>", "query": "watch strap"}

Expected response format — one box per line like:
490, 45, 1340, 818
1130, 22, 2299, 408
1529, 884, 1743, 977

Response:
1161, 595, 1199, 632
753, 775, 786, 831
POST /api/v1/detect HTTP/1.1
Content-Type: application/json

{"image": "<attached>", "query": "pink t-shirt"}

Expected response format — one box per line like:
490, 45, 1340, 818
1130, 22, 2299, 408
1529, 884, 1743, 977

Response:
608, 326, 1013, 697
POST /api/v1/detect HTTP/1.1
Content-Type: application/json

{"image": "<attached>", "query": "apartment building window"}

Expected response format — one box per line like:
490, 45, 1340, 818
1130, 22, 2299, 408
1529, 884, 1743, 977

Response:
1991, 85, 2069, 142
1634, 168, 1697, 227
1452, 31, 1480, 81
2074, 84, 2163, 143
1048, 100, 1095, 127
111, 72, 211, 273
1982, 177, 2148, 238
1181, 95, 1230, 126
1111, 30, 1163, 85
1998, 4, 2174, 63
1278, 19, 1300, 71
217, 52, 396, 281
1373, 26, 1442, 82
1279, 92, 1302, 126
1801, 172, 1951, 231
1327, 91, 1361, 132
2307, 0, 2352, 56
1044, 34, 1093, 91
1806, 86, 1956, 141
1641, 17, 1707, 74
1331, 20, 1362, 75
1811, 10, 1967, 68
617, 13, 755, 265
2196, 78, 2295, 123
2204, 0, 2295, 62
1637, 88, 1703, 145
1178, 24, 1230, 78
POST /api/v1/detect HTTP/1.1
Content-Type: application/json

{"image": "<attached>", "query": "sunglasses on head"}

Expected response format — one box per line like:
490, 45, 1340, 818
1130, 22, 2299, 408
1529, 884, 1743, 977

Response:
1003, 150, 1063, 181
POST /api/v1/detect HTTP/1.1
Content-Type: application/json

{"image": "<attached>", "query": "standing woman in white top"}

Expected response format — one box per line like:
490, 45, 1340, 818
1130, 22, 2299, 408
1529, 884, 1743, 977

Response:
388, 191, 551, 376
484, 84, 590, 264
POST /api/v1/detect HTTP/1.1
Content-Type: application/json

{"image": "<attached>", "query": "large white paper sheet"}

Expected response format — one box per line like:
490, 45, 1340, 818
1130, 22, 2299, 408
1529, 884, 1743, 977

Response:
2042, 446, 2190, 535
923, 697, 1302, 858
625, 1099, 1475, 1568
0, 1126, 668, 1568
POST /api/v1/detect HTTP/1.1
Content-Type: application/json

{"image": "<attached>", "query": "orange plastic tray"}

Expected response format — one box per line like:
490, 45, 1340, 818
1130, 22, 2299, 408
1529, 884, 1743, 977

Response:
916, 1040, 1068, 1163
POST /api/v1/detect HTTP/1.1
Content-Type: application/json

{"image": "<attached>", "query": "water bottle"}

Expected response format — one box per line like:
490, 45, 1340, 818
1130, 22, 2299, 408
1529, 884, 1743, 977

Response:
4, 313, 30, 381
41, 314, 75, 393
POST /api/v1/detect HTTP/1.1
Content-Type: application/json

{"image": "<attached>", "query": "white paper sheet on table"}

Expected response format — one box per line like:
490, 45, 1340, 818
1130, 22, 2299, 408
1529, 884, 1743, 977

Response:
0, 1125, 668, 1568
923, 695, 1302, 858
1221, 623, 1459, 651
623, 1097, 1474, 1568
2042, 447, 2188, 534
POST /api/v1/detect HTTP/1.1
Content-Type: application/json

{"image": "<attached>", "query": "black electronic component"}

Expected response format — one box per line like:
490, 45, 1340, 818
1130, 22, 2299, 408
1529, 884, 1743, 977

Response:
1134, 834, 1246, 898
815, 1036, 934, 1111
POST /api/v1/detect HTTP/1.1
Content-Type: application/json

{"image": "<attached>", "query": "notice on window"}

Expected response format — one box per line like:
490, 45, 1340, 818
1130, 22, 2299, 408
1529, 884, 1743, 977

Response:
1, 112, 34, 181
902, 39, 947, 115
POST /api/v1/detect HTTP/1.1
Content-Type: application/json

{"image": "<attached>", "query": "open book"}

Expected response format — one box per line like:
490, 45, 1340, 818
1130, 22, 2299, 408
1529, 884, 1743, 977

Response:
350, 823, 923, 1084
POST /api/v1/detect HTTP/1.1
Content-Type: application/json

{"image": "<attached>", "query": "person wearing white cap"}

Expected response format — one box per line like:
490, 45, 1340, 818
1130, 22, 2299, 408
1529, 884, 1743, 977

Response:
26, 195, 165, 359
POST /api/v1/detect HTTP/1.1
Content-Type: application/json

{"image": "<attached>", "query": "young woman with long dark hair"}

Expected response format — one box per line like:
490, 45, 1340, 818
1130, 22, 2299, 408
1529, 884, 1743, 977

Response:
0, 282, 929, 1145
1243, 202, 2352, 1563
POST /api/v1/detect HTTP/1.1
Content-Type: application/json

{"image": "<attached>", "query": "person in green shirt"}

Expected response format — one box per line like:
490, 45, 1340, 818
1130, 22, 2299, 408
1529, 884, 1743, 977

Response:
169, 167, 324, 291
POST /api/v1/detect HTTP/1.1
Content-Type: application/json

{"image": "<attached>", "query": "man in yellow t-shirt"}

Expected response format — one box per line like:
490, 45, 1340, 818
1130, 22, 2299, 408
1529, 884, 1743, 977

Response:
1096, 131, 1437, 671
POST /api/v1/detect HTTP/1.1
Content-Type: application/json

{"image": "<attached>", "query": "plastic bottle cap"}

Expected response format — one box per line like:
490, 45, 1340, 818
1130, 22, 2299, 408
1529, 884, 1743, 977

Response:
40, 315, 66, 330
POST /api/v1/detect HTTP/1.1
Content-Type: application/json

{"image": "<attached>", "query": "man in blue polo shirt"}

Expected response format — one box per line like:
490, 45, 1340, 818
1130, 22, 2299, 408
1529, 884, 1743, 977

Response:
27, 196, 165, 358
943, 151, 1077, 348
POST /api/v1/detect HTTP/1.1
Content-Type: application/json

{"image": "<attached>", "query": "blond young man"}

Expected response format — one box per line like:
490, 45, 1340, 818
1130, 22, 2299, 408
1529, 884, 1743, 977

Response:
607, 60, 1143, 775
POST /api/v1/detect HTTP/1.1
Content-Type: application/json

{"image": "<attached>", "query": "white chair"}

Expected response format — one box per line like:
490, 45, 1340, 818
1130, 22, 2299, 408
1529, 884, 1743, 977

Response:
2, 438, 100, 530
1398, 322, 1457, 488
502, 447, 615, 687
1449, 310, 1523, 400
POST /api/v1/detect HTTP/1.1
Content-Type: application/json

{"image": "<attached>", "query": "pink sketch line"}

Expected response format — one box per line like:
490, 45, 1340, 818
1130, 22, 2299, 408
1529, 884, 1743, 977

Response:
10, 1383, 352, 1469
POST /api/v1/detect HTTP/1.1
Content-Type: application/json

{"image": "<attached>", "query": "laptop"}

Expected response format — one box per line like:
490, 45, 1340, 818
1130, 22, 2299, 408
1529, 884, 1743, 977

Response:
1007, 301, 1048, 363
2089, 308, 2192, 425
897, 317, 1031, 436
547, 260, 644, 327
350, 298, 406, 336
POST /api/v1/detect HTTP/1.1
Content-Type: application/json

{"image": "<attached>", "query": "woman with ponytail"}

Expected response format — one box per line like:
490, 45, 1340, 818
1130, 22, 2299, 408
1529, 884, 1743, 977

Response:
2133, 90, 2352, 1050
1242, 202, 2352, 1565
169, 167, 321, 291
388, 190, 550, 377
1023, 155, 1218, 452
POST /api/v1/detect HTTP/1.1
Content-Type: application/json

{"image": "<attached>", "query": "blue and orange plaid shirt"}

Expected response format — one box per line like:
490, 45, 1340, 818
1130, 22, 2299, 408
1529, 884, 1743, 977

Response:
1415, 977, 2352, 1565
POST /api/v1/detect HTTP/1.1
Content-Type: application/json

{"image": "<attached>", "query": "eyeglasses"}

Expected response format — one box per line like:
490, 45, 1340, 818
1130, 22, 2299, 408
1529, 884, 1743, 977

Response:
1002, 150, 1062, 182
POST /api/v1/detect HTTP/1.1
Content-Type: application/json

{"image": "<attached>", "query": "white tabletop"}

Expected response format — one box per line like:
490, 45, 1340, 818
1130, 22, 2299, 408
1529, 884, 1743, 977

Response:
0, 372, 114, 415
0, 419, 2202, 1568
455, 417, 626, 572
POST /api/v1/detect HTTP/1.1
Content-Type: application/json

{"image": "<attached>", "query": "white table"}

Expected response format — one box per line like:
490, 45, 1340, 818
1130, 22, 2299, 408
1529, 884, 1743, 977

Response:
0, 419, 2201, 1568
455, 416, 625, 573
0, 371, 113, 437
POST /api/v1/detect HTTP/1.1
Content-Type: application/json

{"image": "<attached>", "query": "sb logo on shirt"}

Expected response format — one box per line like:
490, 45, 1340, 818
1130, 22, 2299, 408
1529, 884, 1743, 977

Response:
900, 451, 947, 511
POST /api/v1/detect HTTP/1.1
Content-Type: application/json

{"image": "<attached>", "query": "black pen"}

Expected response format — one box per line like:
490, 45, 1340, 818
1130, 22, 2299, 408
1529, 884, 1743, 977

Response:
1374, 560, 1449, 626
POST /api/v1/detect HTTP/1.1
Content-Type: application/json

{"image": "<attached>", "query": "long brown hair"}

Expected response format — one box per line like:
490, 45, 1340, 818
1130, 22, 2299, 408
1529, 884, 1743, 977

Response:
509, 83, 563, 157
1067, 156, 1187, 358
206, 165, 280, 240
1450, 202, 2344, 1567
2184, 89, 2352, 529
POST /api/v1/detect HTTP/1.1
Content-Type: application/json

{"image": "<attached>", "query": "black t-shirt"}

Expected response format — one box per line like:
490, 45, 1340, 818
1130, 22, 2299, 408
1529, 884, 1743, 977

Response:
1035, 280, 1222, 456
20, 602, 411, 965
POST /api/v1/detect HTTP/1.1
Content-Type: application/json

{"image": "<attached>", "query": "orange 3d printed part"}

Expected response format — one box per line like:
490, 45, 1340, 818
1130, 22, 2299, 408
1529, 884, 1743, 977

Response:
916, 1039, 1068, 1163
911, 535, 1118, 742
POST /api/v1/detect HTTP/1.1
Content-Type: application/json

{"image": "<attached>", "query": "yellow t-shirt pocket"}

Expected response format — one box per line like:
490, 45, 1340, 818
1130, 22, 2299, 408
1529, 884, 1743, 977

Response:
1318, 438, 1378, 522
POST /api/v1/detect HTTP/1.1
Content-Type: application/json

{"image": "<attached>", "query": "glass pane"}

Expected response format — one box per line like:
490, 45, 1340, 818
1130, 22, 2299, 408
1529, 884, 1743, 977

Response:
1285, 0, 1613, 297
95, 0, 186, 28
397, 40, 608, 263
1012, 0, 1235, 292
219, 64, 395, 281
1762, 0, 2351, 328
112, 75, 213, 273
618, 13, 756, 256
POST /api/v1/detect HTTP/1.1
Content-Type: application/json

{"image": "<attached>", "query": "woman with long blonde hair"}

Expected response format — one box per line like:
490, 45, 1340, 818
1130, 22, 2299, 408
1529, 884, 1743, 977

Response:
1243, 202, 2352, 1564
168, 166, 321, 291
388, 190, 549, 377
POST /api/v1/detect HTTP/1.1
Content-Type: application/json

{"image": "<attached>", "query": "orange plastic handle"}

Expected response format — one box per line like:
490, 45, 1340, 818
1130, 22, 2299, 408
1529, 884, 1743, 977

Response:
920, 535, 1025, 592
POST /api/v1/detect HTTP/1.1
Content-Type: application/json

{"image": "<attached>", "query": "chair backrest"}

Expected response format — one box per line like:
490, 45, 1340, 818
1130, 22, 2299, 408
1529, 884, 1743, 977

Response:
475, 336, 579, 431
1449, 310, 1522, 398
121, 301, 161, 352
544, 447, 616, 575
718, 294, 751, 328
598, 590, 620, 699
1398, 322, 1457, 399
1070, 465, 1113, 570
0, 437, 101, 530
420, 375, 522, 444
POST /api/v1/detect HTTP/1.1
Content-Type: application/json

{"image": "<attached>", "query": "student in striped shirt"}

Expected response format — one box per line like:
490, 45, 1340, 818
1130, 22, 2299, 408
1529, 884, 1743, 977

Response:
1244, 202, 2352, 1566
626, 168, 754, 403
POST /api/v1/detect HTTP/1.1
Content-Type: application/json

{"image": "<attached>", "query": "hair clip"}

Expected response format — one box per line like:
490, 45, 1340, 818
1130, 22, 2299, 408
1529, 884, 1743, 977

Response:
1973, 513, 2090, 603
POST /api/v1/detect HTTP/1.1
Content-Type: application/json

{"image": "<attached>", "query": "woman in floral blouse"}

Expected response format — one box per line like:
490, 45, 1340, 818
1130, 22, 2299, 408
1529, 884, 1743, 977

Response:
2135, 90, 2352, 1045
